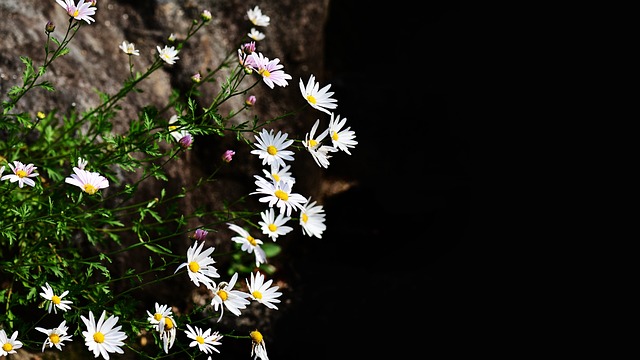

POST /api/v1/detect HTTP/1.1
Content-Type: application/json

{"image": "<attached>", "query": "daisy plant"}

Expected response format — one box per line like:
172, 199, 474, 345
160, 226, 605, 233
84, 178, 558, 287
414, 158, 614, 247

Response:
0, 3, 357, 359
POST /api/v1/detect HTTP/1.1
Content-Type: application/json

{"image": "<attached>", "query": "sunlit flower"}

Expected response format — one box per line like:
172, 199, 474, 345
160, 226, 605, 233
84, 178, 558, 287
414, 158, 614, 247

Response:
184, 324, 223, 355
157, 45, 179, 65
248, 28, 266, 41
299, 74, 338, 115
65, 167, 109, 195
227, 223, 266, 267
174, 241, 220, 288
247, 6, 270, 27
210, 272, 251, 322
261, 162, 295, 185
327, 113, 358, 155
258, 208, 293, 241
249, 52, 291, 88
119, 41, 139, 56
81, 310, 127, 360
246, 272, 282, 310
0, 329, 23, 357
39, 282, 73, 314
250, 330, 269, 360
303, 119, 336, 168
299, 197, 327, 238
1, 160, 39, 188
56, 0, 97, 24
201, 9, 212, 22
35, 320, 73, 352
222, 150, 236, 163
146, 304, 177, 354
251, 176, 306, 217
250, 128, 295, 169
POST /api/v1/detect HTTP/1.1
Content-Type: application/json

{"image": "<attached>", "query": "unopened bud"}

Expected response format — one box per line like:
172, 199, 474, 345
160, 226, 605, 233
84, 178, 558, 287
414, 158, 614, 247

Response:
245, 95, 256, 107
45, 21, 56, 33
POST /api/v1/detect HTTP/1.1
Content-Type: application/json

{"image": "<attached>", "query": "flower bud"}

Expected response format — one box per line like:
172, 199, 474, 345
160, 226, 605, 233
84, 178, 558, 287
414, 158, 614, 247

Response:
179, 134, 193, 149
245, 95, 256, 107
191, 73, 202, 83
45, 21, 55, 33
221, 150, 236, 163
168, 33, 176, 43
201, 10, 212, 22
192, 229, 208, 240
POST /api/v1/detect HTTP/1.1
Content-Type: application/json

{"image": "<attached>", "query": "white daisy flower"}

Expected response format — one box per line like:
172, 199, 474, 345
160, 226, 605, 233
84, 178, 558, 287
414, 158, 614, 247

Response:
248, 28, 266, 41
246, 272, 282, 310
303, 119, 337, 168
0, 329, 23, 357
35, 320, 73, 352
250, 128, 295, 169
146, 302, 176, 353
119, 41, 140, 56
261, 162, 295, 185
228, 223, 267, 267
299, 74, 338, 115
174, 241, 220, 289
250, 330, 269, 360
1, 160, 39, 188
251, 176, 307, 217
65, 167, 109, 195
81, 310, 127, 360
247, 6, 270, 27
210, 272, 250, 322
157, 45, 179, 64
168, 115, 192, 143
39, 282, 73, 314
146, 302, 172, 325
300, 197, 327, 238
327, 113, 358, 154
184, 324, 223, 355
258, 208, 293, 241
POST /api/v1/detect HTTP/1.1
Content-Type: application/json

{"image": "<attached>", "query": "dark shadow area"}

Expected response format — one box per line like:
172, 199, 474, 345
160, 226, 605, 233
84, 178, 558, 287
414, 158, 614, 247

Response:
268, 1, 478, 358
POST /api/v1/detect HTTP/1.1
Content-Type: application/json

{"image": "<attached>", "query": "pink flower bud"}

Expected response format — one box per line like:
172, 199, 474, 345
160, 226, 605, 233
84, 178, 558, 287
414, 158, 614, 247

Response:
222, 150, 236, 163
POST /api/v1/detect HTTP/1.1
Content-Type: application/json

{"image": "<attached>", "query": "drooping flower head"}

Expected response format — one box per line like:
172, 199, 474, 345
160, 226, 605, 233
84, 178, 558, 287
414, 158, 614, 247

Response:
249, 52, 291, 88
299, 74, 338, 115
303, 119, 336, 168
56, 0, 97, 24
146, 303, 177, 354
247, 6, 270, 27
327, 113, 358, 155
157, 45, 179, 65
80, 310, 127, 360
299, 197, 327, 238
210, 272, 251, 322
250, 330, 269, 360
227, 223, 266, 267
65, 167, 109, 195
35, 320, 73, 352
1, 160, 39, 188
39, 282, 73, 314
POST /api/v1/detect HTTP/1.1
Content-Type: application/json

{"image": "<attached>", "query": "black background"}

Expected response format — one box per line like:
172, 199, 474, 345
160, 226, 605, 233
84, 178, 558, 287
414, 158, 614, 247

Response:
270, 2, 477, 358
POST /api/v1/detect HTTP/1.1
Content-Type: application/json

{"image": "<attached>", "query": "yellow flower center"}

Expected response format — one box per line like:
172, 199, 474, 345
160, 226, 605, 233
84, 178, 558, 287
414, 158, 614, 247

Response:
154, 313, 162, 321
332, 131, 339, 141
196, 336, 205, 344
72, 9, 79, 17
37, 111, 46, 119
268, 224, 277, 232
168, 125, 177, 131
3, 343, 13, 351
274, 190, 288, 201
164, 317, 174, 330
50, 333, 61, 344
252, 290, 263, 300
306, 95, 317, 105
301, 213, 309, 223
83, 183, 98, 195
217, 289, 228, 301
309, 139, 318, 147
248, 236, 257, 246
250, 330, 263, 343
16, 169, 28, 178
272, 173, 280, 182
93, 332, 105, 343
266, 145, 277, 155
259, 69, 271, 78
52, 295, 61, 304
188, 261, 200, 273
